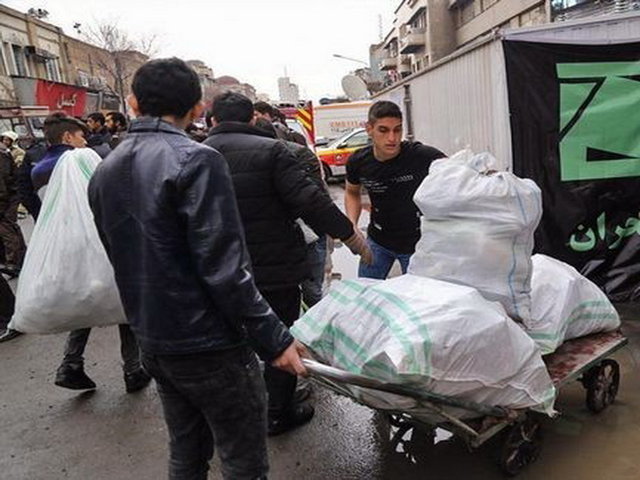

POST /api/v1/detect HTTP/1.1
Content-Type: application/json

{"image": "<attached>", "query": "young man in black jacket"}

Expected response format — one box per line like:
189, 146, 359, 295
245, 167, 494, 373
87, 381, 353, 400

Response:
89, 58, 306, 480
205, 92, 372, 436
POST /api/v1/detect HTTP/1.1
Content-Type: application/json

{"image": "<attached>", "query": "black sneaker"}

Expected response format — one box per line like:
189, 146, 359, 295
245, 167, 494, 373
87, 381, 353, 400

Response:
268, 404, 315, 437
293, 383, 312, 403
124, 369, 152, 393
0, 328, 23, 343
0, 265, 20, 279
54, 367, 97, 390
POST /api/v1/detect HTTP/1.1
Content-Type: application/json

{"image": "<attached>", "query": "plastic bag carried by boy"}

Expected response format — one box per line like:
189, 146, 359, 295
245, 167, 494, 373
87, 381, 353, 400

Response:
292, 275, 556, 420
409, 150, 542, 322
525, 254, 620, 355
10, 148, 126, 333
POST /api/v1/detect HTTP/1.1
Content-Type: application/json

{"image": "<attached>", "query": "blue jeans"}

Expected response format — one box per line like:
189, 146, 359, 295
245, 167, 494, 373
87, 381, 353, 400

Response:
358, 237, 412, 280
142, 346, 269, 480
301, 235, 327, 308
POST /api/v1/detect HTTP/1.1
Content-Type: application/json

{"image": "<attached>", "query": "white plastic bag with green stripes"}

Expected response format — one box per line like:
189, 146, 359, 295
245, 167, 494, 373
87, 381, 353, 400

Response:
526, 254, 620, 355
292, 274, 556, 418
10, 149, 126, 333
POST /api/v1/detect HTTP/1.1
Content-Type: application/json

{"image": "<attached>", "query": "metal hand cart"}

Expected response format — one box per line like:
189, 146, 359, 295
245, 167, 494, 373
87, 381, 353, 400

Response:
302, 330, 628, 476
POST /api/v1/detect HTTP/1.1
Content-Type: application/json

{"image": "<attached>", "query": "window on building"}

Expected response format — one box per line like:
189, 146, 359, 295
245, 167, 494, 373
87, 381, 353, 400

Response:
11, 45, 29, 76
44, 57, 61, 82
0, 43, 8, 76
77, 70, 90, 87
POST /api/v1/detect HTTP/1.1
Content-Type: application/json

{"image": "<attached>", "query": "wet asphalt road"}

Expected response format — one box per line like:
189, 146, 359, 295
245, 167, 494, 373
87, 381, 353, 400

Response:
2, 185, 640, 480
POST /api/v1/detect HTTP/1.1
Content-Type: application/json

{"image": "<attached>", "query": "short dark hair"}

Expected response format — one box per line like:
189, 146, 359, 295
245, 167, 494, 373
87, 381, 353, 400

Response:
132, 57, 202, 118
254, 101, 274, 116
44, 112, 88, 145
368, 101, 403, 125
106, 111, 127, 128
211, 92, 254, 123
87, 112, 105, 125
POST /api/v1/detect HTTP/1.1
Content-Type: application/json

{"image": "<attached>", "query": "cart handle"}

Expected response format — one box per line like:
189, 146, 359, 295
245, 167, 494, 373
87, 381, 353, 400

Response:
302, 358, 509, 418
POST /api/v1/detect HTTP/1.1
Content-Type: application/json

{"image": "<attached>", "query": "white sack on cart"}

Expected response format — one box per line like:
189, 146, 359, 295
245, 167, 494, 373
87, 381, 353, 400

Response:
291, 275, 556, 418
526, 254, 620, 355
10, 148, 126, 333
408, 150, 542, 322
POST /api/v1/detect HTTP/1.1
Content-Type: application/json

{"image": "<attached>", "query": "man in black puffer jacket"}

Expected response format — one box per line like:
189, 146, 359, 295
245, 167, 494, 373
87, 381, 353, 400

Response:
205, 92, 372, 436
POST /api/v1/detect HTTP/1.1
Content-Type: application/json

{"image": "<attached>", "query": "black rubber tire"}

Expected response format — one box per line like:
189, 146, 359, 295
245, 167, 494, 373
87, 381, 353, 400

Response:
585, 359, 620, 414
322, 163, 333, 183
499, 416, 543, 477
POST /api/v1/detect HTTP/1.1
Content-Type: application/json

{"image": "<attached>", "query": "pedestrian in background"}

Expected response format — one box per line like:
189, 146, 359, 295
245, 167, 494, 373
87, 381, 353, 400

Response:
1, 131, 25, 167
89, 57, 306, 480
0, 142, 26, 278
105, 111, 128, 149
29, 112, 150, 393
85, 112, 112, 158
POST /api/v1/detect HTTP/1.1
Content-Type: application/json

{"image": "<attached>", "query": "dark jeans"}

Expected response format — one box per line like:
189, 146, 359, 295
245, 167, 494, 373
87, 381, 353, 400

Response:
262, 287, 301, 419
358, 237, 412, 280
0, 274, 14, 329
301, 235, 327, 308
142, 346, 269, 480
0, 196, 26, 267
59, 325, 141, 374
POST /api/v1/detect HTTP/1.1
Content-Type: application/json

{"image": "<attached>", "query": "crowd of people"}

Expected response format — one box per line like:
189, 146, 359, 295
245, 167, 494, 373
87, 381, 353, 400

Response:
0, 56, 445, 480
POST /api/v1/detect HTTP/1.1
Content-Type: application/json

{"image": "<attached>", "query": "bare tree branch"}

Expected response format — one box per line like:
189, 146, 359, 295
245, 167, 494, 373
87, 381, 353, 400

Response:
80, 20, 157, 112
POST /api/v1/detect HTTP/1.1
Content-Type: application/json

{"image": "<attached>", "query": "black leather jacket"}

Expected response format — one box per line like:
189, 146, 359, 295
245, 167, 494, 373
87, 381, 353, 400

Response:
88, 117, 293, 359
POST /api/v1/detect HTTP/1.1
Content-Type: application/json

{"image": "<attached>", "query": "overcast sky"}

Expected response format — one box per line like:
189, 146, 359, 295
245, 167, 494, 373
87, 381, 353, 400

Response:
4, 0, 394, 101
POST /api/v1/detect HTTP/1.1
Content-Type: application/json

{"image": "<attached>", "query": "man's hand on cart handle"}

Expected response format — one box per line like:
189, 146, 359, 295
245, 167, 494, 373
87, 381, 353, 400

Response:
272, 340, 309, 376
344, 229, 373, 265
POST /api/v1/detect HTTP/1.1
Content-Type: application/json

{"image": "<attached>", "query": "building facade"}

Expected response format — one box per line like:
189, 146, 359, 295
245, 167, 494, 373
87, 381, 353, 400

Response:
278, 76, 300, 104
0, 4, 147, 115
374, 0, 638, 87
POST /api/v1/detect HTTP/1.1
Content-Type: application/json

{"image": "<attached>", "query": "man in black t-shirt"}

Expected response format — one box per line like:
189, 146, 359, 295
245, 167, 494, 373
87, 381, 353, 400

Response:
345, 101, 446, 279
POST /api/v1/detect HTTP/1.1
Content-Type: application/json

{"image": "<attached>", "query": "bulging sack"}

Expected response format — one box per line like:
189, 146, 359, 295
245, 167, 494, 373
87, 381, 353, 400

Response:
292, 275, 556, 418
408, 150, 542, 322
526, 254, 620, 355
10, 148, 126, 333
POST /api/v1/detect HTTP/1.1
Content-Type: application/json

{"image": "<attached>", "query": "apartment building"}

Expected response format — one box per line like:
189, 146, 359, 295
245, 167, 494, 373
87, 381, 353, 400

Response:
0, 4, 146, 115
375, 0, 638, 86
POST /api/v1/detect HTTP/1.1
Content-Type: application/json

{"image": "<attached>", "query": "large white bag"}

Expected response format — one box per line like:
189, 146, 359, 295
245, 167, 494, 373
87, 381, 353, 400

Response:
408, 150, 542, 322
526, 254, 620, 355
10, 148, 126, 333
292, 275, 556, 419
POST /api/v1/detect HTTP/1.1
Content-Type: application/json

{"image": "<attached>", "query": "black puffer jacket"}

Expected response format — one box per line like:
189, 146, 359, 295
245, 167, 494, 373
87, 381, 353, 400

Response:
88, 118, 293, 359
204, 122, 353, 290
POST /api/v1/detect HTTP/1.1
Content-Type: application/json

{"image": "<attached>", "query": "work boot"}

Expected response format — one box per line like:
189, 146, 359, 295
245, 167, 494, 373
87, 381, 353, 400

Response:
268, 404, 315, 437
124, 369, 152, 393
54, 366, 96, 390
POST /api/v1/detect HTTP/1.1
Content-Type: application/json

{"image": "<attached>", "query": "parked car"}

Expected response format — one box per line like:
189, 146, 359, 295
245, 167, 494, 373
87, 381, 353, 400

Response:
316, 127, 370, 181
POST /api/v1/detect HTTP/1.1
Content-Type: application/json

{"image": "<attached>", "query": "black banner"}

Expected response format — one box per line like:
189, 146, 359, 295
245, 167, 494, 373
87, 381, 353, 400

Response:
505, 40, 640, 301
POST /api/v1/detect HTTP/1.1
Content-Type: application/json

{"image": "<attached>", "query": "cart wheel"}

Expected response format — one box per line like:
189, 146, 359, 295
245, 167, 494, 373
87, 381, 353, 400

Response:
584, 359, 620, 414
499, 416, 542, 477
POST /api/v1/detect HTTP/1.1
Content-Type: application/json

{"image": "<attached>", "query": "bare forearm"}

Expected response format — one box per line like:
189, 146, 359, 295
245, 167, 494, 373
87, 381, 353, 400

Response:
345, 191, 362, 227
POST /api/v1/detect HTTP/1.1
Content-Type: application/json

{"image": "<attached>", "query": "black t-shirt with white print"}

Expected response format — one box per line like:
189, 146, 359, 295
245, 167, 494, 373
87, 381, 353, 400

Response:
346, 141, 446, 254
